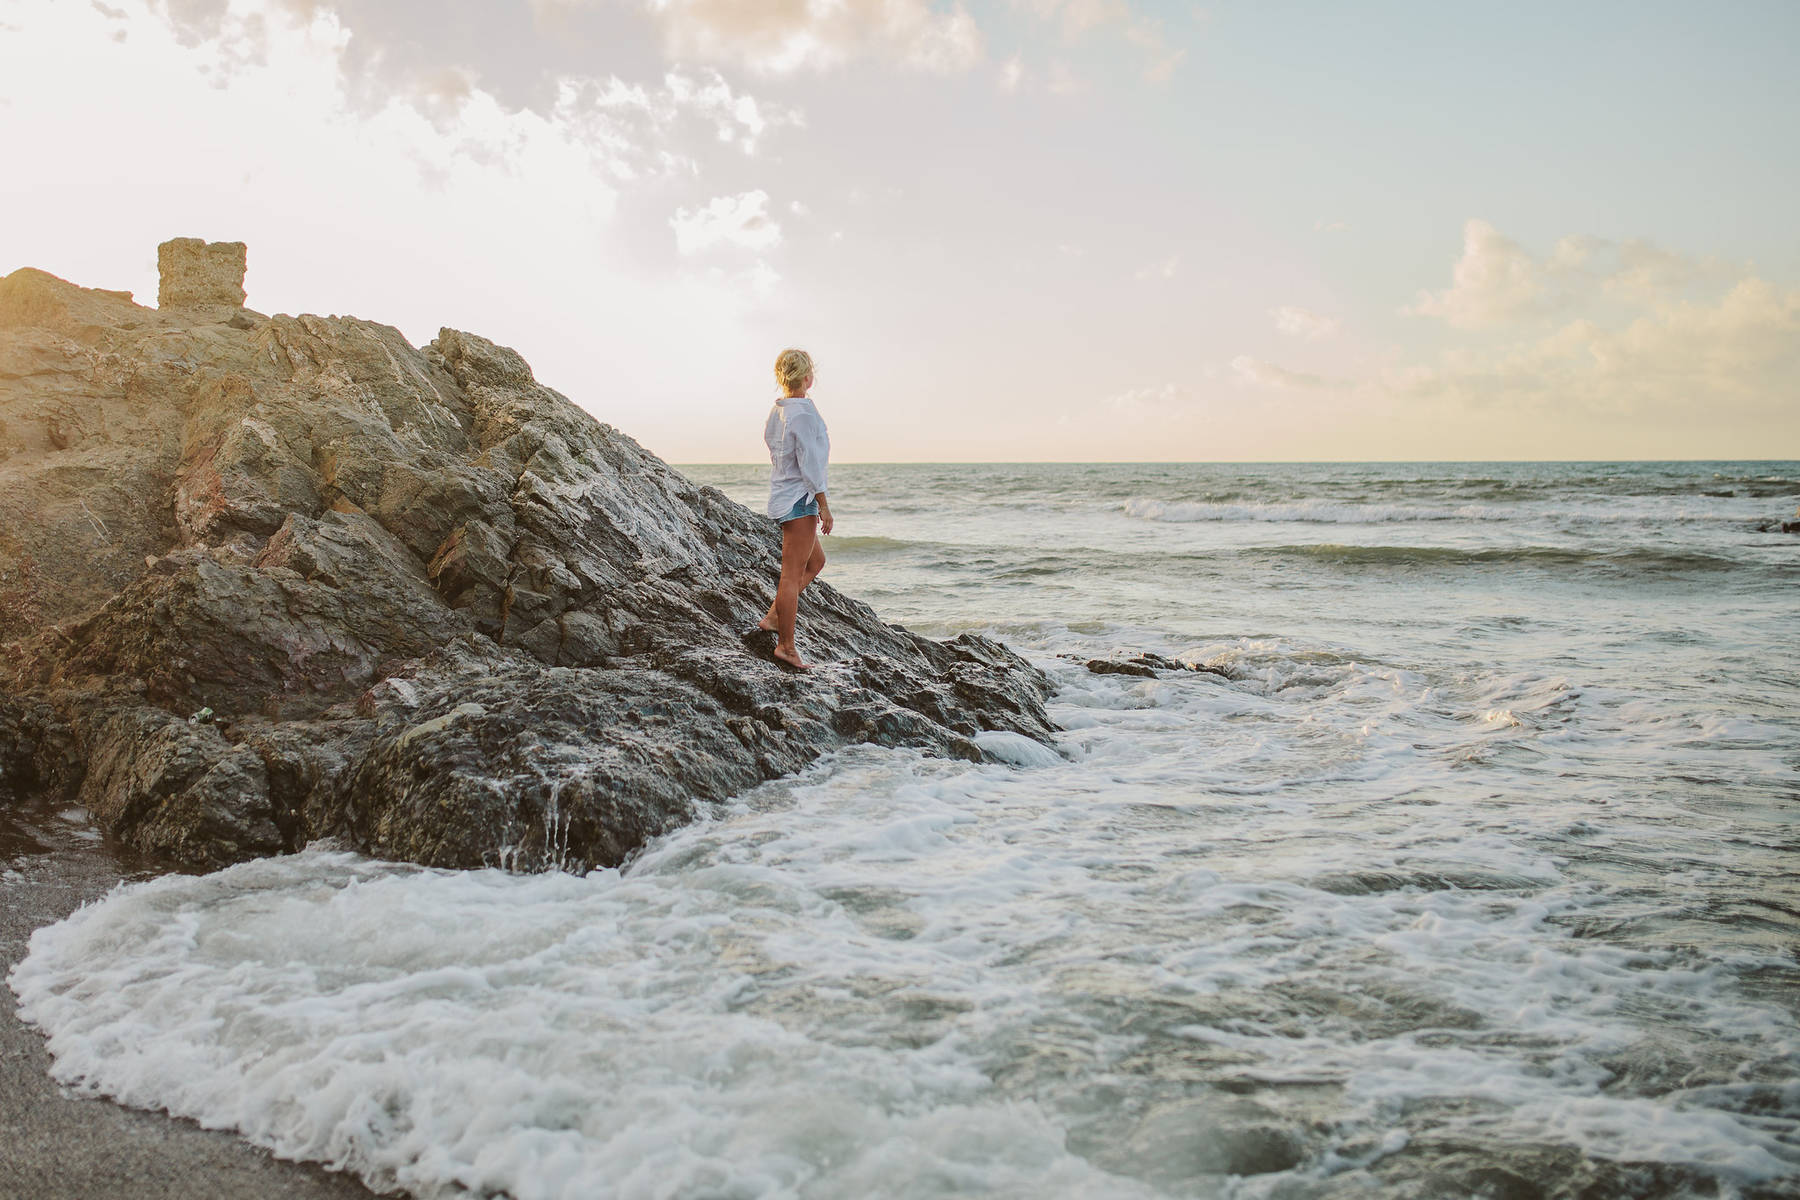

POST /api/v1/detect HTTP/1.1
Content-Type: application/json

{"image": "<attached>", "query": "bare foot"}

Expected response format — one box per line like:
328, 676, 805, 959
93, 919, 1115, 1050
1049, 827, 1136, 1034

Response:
773, 644, 811, 671
756, 616, 778, 632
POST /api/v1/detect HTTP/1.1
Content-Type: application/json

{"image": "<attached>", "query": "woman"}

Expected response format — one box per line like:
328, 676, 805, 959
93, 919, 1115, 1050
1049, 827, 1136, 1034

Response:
755, 348, 832, 670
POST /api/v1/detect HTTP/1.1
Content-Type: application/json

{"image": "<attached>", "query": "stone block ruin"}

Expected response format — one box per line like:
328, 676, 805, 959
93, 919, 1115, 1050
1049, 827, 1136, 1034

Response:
157, 237, 247, 310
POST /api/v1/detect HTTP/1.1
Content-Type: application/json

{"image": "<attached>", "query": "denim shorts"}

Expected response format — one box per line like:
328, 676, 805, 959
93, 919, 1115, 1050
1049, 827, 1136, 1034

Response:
778, 494, 819, 523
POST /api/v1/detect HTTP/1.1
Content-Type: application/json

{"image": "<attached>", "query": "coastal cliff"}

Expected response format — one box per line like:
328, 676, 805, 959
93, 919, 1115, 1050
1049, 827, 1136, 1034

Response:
0, 242, 1055, 872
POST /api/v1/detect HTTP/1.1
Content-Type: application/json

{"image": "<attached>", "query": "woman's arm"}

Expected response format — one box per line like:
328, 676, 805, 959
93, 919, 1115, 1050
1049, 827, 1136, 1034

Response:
794, 412, 832, 533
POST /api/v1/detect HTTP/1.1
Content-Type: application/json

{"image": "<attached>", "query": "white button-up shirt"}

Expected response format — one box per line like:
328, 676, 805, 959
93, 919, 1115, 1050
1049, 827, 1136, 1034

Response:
764, 396, 830, 519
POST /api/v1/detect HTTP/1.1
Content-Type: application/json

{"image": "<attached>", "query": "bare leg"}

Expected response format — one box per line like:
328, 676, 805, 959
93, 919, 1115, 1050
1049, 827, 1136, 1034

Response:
760, 529, 826, 631
768, 515, 817, 669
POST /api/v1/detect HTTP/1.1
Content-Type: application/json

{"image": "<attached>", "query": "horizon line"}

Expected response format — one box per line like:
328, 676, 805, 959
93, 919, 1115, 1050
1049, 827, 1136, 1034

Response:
671, 457, 1800, 467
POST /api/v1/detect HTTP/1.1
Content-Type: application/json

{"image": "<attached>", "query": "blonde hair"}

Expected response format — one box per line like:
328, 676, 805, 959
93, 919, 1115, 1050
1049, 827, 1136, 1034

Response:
774, 348, 814, 394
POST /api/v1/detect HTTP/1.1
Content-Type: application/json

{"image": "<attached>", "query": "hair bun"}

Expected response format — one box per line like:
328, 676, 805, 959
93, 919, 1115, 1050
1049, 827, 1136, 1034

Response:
774, 348, 814, 392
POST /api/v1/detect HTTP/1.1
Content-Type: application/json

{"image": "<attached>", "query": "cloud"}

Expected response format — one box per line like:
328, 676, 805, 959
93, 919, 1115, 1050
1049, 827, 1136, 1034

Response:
1013, 0, 1185, 81
1135, 254, 1178, 280
1102, 382, 1185, 411
1122, 12, 1183, 82
670, 190, 782, 255
1404, 217, 1738, 330
131, 0, 798, 169
645, 0, 984, 74
1231, 356, 1334, 390
1314, 219, 1348, 233
542, 68, 795, 180
658, 68, 796, 153
694, 257, 780, 298
1382, 223, 1795, 430
1270, 305, 1339, 340
1402, 218, 1548, 328
1045, 57, 1086, 94
1388, 276, 1800, 417
1547, 232, 1731, 305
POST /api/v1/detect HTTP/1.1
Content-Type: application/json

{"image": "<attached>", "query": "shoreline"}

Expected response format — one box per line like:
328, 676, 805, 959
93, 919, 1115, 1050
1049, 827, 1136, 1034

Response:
1, 806, 381, 1200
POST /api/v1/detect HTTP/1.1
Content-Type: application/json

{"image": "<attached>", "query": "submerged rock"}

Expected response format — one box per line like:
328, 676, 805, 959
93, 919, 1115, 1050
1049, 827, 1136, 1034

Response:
1753, 503, 1800, 533
1081, 652, 1230, 679
0, 248, 1054, 872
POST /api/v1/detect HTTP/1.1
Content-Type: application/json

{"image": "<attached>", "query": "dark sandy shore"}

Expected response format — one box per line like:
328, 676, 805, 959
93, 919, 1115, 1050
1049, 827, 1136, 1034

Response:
1, 803, 381, 1200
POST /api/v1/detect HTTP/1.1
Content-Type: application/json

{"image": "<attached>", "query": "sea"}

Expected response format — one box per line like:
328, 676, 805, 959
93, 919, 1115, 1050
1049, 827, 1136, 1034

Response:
9, 461, 1799, 1198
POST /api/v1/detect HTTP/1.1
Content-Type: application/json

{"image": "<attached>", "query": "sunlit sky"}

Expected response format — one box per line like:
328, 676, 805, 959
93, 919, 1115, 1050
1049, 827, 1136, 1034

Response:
4, 0, 1797, 462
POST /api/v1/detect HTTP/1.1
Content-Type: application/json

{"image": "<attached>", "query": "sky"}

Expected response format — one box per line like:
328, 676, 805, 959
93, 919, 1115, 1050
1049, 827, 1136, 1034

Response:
2, 0, 1797, 463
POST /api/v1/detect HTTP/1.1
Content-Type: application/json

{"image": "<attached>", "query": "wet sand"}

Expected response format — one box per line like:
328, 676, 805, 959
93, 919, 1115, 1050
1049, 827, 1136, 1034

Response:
1, 805, 380, 1200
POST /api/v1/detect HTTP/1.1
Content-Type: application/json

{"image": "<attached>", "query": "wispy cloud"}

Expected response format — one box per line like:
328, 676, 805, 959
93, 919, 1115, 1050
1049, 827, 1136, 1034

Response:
1271, 305, 1340, 340
998, 54, 1024, 92
1230, 356, 1335, 390
1135, 254, 1179, 280
670, 190, 782, 255
1102, 382, 1185, 411
646, 0, 984, 74
1013, 0, 1186, 82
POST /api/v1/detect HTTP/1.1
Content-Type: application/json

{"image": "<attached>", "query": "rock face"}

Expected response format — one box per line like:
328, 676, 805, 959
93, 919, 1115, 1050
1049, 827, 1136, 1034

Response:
156, 238, 247, 310
0, 254, 1055, 872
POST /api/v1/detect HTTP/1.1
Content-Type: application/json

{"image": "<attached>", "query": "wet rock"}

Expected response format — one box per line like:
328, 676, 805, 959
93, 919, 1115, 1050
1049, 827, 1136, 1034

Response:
1107, 1097, 1307, 1185
76, 705, 283, 862
1087, 658, 1158, 678
1083, 652, 1231, 679
1755, 504, 1800, 533
0, 254, 1055, 871
0, 697, 80, 806
1359, 1135, 1780, 1200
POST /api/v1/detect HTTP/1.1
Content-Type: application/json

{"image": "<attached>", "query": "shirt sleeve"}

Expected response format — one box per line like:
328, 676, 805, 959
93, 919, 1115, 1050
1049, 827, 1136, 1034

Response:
793, 412, 830, 496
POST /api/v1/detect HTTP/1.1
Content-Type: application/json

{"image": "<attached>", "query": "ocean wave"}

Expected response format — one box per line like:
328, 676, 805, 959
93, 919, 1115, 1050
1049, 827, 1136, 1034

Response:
823, 534, 920, 554
1258, 544, 1742, 571
1122, 497, 1513, 524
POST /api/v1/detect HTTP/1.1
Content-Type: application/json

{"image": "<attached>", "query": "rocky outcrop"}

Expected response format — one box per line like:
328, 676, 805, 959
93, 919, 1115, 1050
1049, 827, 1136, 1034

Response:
156, 237, 248, 311
0, 248, 1055, 872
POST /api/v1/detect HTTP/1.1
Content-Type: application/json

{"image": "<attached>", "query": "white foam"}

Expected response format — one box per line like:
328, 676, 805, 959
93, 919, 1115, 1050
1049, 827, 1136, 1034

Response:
973, 730, 1064, 768
12, 847, 1158, 1200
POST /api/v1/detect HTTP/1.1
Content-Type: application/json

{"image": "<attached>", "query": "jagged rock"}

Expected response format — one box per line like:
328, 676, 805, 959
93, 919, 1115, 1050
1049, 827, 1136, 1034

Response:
0, 256, 1056, 872
76, 705, 284, 863
0, 696, 81, 805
